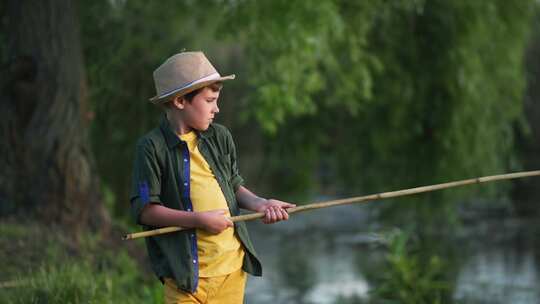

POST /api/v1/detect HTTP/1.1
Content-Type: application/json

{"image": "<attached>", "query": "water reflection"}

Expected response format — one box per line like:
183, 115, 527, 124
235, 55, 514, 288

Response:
245, 232, 370, 303
454, 239, 540, 303
245, 206, 374, 303
244, 205, 539, 303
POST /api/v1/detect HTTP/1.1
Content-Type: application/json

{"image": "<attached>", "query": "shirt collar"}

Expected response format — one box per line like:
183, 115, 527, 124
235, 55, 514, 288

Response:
159, 114, 215, 149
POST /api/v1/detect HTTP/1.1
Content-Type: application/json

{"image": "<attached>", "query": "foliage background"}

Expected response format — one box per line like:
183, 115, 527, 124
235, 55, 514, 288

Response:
80, 0, 538, 227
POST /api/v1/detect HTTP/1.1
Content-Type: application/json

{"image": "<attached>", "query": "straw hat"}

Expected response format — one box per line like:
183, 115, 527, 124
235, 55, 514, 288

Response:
149, 51, 235, 104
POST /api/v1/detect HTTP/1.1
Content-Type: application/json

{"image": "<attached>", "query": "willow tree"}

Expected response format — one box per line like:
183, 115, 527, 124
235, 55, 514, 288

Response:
0, 0, 108, 232
75, 0, 537, 226
225, 0, 536, 225
514, 8, 540, 215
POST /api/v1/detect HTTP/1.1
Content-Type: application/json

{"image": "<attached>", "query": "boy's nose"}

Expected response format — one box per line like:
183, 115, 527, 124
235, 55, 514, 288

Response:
214, 105, 220, 113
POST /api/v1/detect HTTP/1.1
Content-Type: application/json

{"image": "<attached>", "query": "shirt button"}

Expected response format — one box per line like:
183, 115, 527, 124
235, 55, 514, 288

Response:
184, 158, 188, 162
184, 182, 188, 186
193, 260, 197, 264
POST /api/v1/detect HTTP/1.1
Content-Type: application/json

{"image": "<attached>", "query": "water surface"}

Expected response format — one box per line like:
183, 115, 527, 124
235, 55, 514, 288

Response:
244, 204, 540, 303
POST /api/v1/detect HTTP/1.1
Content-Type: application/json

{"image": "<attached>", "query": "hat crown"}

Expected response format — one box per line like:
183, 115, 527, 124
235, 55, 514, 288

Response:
153, 52, 218, 98
149, 51, 235, 104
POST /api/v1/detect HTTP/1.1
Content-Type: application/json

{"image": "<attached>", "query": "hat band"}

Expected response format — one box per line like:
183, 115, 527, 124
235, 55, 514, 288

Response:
157, 72, 221, 99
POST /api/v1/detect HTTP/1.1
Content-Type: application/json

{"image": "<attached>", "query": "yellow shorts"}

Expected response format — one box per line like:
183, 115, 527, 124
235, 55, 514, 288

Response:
163, 268, 247, 304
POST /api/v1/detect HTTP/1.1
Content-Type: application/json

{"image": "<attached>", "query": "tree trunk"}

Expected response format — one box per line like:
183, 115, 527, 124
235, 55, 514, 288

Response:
0, 0, 109, 233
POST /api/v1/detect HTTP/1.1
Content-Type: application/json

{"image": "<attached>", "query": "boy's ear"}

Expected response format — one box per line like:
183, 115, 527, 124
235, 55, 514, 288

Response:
172, 96, 186, 109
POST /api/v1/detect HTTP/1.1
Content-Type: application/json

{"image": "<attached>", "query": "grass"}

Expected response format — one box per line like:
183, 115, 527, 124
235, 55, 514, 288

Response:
0, 219, 163, 304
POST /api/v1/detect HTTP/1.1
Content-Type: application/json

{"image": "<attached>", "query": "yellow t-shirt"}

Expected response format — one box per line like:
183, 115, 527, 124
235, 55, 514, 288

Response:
179, 131, 245, 277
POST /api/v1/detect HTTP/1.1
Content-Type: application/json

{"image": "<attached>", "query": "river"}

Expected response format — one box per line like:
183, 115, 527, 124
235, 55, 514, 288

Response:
243, 203, 540, 303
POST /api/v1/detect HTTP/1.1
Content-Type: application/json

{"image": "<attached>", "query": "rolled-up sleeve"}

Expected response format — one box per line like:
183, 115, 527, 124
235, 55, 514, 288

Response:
225, 129, 245, 192
130, 138, 163, 224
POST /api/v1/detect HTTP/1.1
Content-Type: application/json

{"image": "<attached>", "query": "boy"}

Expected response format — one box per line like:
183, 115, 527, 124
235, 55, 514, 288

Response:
130, 51, 295, 303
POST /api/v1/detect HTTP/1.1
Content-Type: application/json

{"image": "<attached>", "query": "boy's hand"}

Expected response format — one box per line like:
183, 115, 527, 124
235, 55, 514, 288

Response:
257, 199, 296, 224
195, 209, 233, 234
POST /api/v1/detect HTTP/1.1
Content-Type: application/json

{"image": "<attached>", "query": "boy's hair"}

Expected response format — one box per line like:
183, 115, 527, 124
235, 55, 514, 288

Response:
182, 82, 223, 102
162, 82, 223, 111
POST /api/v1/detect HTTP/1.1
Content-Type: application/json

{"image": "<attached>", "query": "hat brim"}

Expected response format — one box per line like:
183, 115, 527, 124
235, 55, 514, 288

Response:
149, 74, 235, 104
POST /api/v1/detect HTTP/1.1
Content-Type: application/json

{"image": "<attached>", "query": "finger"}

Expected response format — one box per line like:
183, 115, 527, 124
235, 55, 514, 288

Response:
262, 209, 270, 224
225, 218, 233, 227
271, 207, 279, 222
210, 225, 221, 234
279, 208, 289, 220
273, 207, 284, 221
265, 209, 272, 223
265, 208, 276, 223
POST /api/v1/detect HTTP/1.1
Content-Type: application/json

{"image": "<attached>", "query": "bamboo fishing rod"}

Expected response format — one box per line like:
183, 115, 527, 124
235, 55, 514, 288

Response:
123, 170, 540, 240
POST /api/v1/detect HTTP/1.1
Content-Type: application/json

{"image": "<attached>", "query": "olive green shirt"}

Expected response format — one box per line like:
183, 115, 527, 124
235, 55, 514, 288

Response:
130, 116, 262, 292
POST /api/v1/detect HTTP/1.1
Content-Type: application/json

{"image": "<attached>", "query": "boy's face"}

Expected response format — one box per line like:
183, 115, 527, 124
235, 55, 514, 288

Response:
177, 86, 220, 131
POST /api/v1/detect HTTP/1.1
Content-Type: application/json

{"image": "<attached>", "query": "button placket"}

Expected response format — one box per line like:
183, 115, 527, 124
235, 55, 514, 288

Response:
180, 140, 199, 292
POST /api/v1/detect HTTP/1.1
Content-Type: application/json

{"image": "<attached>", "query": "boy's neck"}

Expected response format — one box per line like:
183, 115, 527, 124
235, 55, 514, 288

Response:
166, 112, 193, 136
